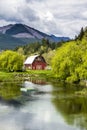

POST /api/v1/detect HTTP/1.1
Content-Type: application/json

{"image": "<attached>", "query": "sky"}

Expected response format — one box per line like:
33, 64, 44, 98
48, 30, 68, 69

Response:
0, 0, 87, 38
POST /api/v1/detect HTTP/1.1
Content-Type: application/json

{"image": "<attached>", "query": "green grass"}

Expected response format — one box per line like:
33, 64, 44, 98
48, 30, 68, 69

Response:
0, 72, 14, 82
0, 70, 54, 82
26, 69, 52, 75
0, 71, 25, 82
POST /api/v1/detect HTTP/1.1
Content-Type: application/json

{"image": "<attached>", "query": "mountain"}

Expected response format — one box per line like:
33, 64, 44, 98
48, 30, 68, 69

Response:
50, 35, 70, 42
0, 23, 70, 49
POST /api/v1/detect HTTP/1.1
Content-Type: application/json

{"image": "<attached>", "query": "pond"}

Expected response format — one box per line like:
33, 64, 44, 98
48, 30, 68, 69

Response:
0, 79, 87, 130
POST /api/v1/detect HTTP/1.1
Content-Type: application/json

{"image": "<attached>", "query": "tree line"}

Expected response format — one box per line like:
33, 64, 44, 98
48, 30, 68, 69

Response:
15, 38, 64, 56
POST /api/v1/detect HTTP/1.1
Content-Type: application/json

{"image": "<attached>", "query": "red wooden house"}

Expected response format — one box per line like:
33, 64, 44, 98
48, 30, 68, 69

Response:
24, 55, 47, 70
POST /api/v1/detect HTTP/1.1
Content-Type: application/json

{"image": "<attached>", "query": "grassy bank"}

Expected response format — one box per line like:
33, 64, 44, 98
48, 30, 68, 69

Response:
0, 70, 54, 82
0, 72, 14, 82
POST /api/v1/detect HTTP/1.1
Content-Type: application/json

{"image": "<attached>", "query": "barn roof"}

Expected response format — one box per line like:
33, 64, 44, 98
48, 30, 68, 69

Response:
24, 55, 39, 64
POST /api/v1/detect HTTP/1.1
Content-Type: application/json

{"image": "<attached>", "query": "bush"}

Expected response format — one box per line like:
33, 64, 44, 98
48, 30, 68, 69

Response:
0, 50, 24, 72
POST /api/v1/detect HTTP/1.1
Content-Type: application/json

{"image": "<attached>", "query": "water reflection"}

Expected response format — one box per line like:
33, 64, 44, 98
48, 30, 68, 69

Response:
0, 82, 22, 108
0, 80, 87, 130
0, 82, 21, 100
52, 82, 87, 130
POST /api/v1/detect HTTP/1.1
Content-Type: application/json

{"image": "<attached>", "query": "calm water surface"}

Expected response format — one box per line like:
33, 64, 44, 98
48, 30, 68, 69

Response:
0, 79, 87, 130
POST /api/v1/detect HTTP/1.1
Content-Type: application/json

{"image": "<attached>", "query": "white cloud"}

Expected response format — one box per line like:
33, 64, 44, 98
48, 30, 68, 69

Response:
0, 0, 87, 38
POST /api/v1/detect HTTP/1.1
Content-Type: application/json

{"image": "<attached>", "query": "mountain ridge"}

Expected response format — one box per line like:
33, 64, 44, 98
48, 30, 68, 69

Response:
0, 23, 70, 49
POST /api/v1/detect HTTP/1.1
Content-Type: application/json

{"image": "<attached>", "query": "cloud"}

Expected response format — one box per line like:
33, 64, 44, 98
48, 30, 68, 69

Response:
18, 7, 39, 22
0, 0, 87, 38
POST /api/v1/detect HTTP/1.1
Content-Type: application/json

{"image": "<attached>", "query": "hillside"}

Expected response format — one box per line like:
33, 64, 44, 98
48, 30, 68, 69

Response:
0, 23, 70, 49
0, 33, 25, 49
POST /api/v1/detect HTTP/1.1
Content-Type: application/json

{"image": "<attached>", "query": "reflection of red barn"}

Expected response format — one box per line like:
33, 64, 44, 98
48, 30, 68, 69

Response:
24, 55, 47, 70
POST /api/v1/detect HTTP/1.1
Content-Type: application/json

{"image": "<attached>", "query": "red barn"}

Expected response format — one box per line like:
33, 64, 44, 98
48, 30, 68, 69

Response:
24, 55, 47, 70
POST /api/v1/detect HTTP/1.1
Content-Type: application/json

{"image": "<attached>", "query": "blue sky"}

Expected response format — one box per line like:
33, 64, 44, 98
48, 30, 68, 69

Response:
0, 0, 87, 38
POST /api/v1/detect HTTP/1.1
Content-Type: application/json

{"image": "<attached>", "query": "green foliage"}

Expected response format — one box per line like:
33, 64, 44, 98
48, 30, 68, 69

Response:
43, 50, 55, 65
14, 38, 66, 67
15, 38, 62, 56
52, 37, 87, 83
0, 50, 24, 72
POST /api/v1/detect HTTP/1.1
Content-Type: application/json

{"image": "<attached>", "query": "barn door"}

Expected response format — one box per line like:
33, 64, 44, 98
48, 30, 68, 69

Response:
36, 65, 42, 70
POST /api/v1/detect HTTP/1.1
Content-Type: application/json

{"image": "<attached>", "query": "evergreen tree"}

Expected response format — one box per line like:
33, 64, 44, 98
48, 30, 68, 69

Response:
77, 27, 84, 40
